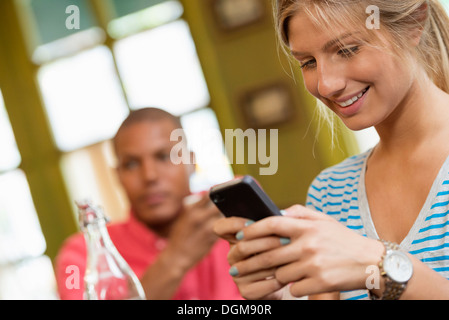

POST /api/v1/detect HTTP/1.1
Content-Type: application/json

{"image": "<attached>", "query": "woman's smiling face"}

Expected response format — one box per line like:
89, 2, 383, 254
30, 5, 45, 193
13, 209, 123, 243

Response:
288, 11, 417, 131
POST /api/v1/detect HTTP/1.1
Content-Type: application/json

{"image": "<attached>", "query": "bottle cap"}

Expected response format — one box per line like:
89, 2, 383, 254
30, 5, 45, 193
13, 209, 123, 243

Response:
76, 199, 110, 230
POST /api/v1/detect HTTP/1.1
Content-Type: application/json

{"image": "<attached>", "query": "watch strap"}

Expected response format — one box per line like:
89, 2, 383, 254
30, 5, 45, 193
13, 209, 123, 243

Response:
371, 240, 409, 300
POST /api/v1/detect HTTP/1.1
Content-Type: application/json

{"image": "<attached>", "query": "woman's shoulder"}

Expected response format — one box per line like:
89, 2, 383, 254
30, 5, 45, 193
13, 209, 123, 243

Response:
306, 149, 372, 211
311, 149, 372, 186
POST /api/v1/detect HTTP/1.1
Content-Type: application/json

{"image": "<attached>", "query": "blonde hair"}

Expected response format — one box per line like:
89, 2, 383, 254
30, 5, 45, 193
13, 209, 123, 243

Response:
274, 0, 449, 147
275, 0, 449, 92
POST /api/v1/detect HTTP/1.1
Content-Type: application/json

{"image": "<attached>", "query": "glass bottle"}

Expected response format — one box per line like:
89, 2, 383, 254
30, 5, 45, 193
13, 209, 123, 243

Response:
76, 200, 146, 300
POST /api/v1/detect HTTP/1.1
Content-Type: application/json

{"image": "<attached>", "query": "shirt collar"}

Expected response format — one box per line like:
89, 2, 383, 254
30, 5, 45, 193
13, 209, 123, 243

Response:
128, 210, 168, 251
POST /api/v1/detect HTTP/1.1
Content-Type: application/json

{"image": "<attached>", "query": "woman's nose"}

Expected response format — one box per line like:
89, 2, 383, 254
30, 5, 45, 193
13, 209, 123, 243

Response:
316, 62, 346, 99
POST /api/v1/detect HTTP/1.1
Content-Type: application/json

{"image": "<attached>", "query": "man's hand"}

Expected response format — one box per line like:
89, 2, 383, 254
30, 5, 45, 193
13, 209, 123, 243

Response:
141, 192, 223, 299
166, 193, 223, 272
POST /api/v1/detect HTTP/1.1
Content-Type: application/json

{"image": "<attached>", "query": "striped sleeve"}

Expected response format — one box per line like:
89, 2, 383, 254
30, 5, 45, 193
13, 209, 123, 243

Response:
408, 176, 449, 279
306, 152, 368, 222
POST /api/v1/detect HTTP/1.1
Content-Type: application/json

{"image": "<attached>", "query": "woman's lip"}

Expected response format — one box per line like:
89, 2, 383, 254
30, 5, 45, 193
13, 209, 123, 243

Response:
334, 87, 370, 117
334, 87, 370, 105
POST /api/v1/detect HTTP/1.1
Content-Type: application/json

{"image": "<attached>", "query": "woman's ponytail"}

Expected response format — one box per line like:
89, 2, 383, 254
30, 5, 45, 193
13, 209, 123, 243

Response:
423, 0, 449, 92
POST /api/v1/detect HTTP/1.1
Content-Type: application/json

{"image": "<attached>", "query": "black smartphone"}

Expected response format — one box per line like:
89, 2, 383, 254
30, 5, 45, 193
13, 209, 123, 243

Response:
209, 175, 282, 221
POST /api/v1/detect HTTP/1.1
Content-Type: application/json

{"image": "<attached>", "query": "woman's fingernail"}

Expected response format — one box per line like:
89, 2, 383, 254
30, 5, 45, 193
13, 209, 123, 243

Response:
245, 220, 255, 227
280, 237, 291, 246
229, 266, 239, 277
280, 210, 287, 216
236, 230, 244, 240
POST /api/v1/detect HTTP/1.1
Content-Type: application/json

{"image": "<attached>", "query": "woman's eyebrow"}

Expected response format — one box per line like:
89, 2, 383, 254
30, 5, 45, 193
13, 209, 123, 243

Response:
323, 32, 356, 50
291, 32, 359, 57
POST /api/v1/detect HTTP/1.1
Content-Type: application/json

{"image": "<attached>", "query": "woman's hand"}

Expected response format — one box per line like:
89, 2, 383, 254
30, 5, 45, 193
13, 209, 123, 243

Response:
213, 216, 248, 245
214, 216, 286, 299
216, 205, 384, 299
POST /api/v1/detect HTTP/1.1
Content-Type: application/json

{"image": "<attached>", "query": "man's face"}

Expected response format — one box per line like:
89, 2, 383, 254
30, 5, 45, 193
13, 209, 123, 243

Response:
115, 119, 193, 228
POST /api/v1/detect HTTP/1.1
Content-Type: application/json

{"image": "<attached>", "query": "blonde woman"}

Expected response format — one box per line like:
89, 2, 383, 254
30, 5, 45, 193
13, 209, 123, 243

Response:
214, 0, 449, 300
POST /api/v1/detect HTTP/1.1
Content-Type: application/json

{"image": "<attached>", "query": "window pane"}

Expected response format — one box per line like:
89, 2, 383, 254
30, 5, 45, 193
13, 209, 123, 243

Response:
0, 255, 58, 300
0, 91, 21, 172
29, 0, 97, 46
0, 170, 46, 264
180, 108, 234, 192
114, 20, 210, 115
38, 46, 129, 151
108, 1, 184, 39
111, 0, 170, 18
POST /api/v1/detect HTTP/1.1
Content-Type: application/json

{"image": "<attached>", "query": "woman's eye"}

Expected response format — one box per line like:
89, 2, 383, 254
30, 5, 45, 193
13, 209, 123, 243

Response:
338, 46, 360, 58
298, 45, 360, 70
300, 59, 316, 70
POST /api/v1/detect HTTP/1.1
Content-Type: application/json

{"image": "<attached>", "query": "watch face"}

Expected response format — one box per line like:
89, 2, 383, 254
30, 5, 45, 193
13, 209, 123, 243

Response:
384, 251, 413, 283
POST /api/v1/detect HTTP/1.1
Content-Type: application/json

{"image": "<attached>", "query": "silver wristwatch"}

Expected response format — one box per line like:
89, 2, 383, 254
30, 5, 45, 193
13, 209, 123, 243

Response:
371, 240, 414, 300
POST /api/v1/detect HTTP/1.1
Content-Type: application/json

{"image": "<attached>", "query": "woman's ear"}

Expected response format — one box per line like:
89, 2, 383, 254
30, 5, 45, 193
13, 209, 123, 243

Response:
410, 2, 428, 47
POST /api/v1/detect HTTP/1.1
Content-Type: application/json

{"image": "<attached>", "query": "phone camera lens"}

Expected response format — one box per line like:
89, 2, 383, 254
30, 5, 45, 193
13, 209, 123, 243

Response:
212, 194, 223, 203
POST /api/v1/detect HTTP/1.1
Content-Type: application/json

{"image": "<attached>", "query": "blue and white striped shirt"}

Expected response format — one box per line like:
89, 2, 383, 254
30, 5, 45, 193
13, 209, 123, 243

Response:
306, 149, 449, 300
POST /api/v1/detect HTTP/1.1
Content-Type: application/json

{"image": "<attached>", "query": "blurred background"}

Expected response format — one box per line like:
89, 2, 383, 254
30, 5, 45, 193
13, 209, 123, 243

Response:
1, 0, 444, 299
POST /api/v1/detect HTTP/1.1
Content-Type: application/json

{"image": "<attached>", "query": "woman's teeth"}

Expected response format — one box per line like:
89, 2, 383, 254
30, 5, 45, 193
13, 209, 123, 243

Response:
337, 87, 369, 107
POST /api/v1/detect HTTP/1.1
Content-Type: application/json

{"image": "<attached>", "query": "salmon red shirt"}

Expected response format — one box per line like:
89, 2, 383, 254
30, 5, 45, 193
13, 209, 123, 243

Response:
55, 212, 241, 300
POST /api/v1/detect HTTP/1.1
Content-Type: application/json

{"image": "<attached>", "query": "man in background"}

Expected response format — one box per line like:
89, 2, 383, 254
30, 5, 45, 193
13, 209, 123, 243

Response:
55, 107, 241, 300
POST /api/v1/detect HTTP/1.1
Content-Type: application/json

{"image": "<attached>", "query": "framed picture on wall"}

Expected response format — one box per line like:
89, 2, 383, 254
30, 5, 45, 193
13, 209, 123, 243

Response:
241, 83, 294, 128
211, 0, 266, 31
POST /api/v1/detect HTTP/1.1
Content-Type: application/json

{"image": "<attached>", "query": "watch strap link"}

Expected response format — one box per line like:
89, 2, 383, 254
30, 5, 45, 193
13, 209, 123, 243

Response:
371, 240, 407, 300
381, 278, 407, 300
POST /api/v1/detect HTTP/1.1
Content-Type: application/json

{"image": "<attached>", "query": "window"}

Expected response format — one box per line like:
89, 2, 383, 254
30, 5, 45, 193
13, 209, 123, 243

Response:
181, 108, 234, 193
30, 0, 97, 46
0, 170, 46, 264
0, 91, 57, 299
38, 46, 129, 151
0, 96, 21, 172
28, 0, 232, 224
114, 19, 210, 113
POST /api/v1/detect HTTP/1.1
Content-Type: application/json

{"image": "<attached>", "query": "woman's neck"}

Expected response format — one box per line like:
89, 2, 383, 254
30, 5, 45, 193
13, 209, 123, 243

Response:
374, 73, 449, 158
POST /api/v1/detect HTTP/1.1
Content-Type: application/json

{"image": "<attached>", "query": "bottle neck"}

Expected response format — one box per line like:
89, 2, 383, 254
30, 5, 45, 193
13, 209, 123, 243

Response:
83, 219, 115, 255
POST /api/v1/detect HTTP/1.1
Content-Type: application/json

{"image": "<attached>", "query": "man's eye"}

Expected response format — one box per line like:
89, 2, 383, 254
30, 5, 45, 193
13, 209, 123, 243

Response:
157, 153, 170, 162
122, 160, 138, 169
